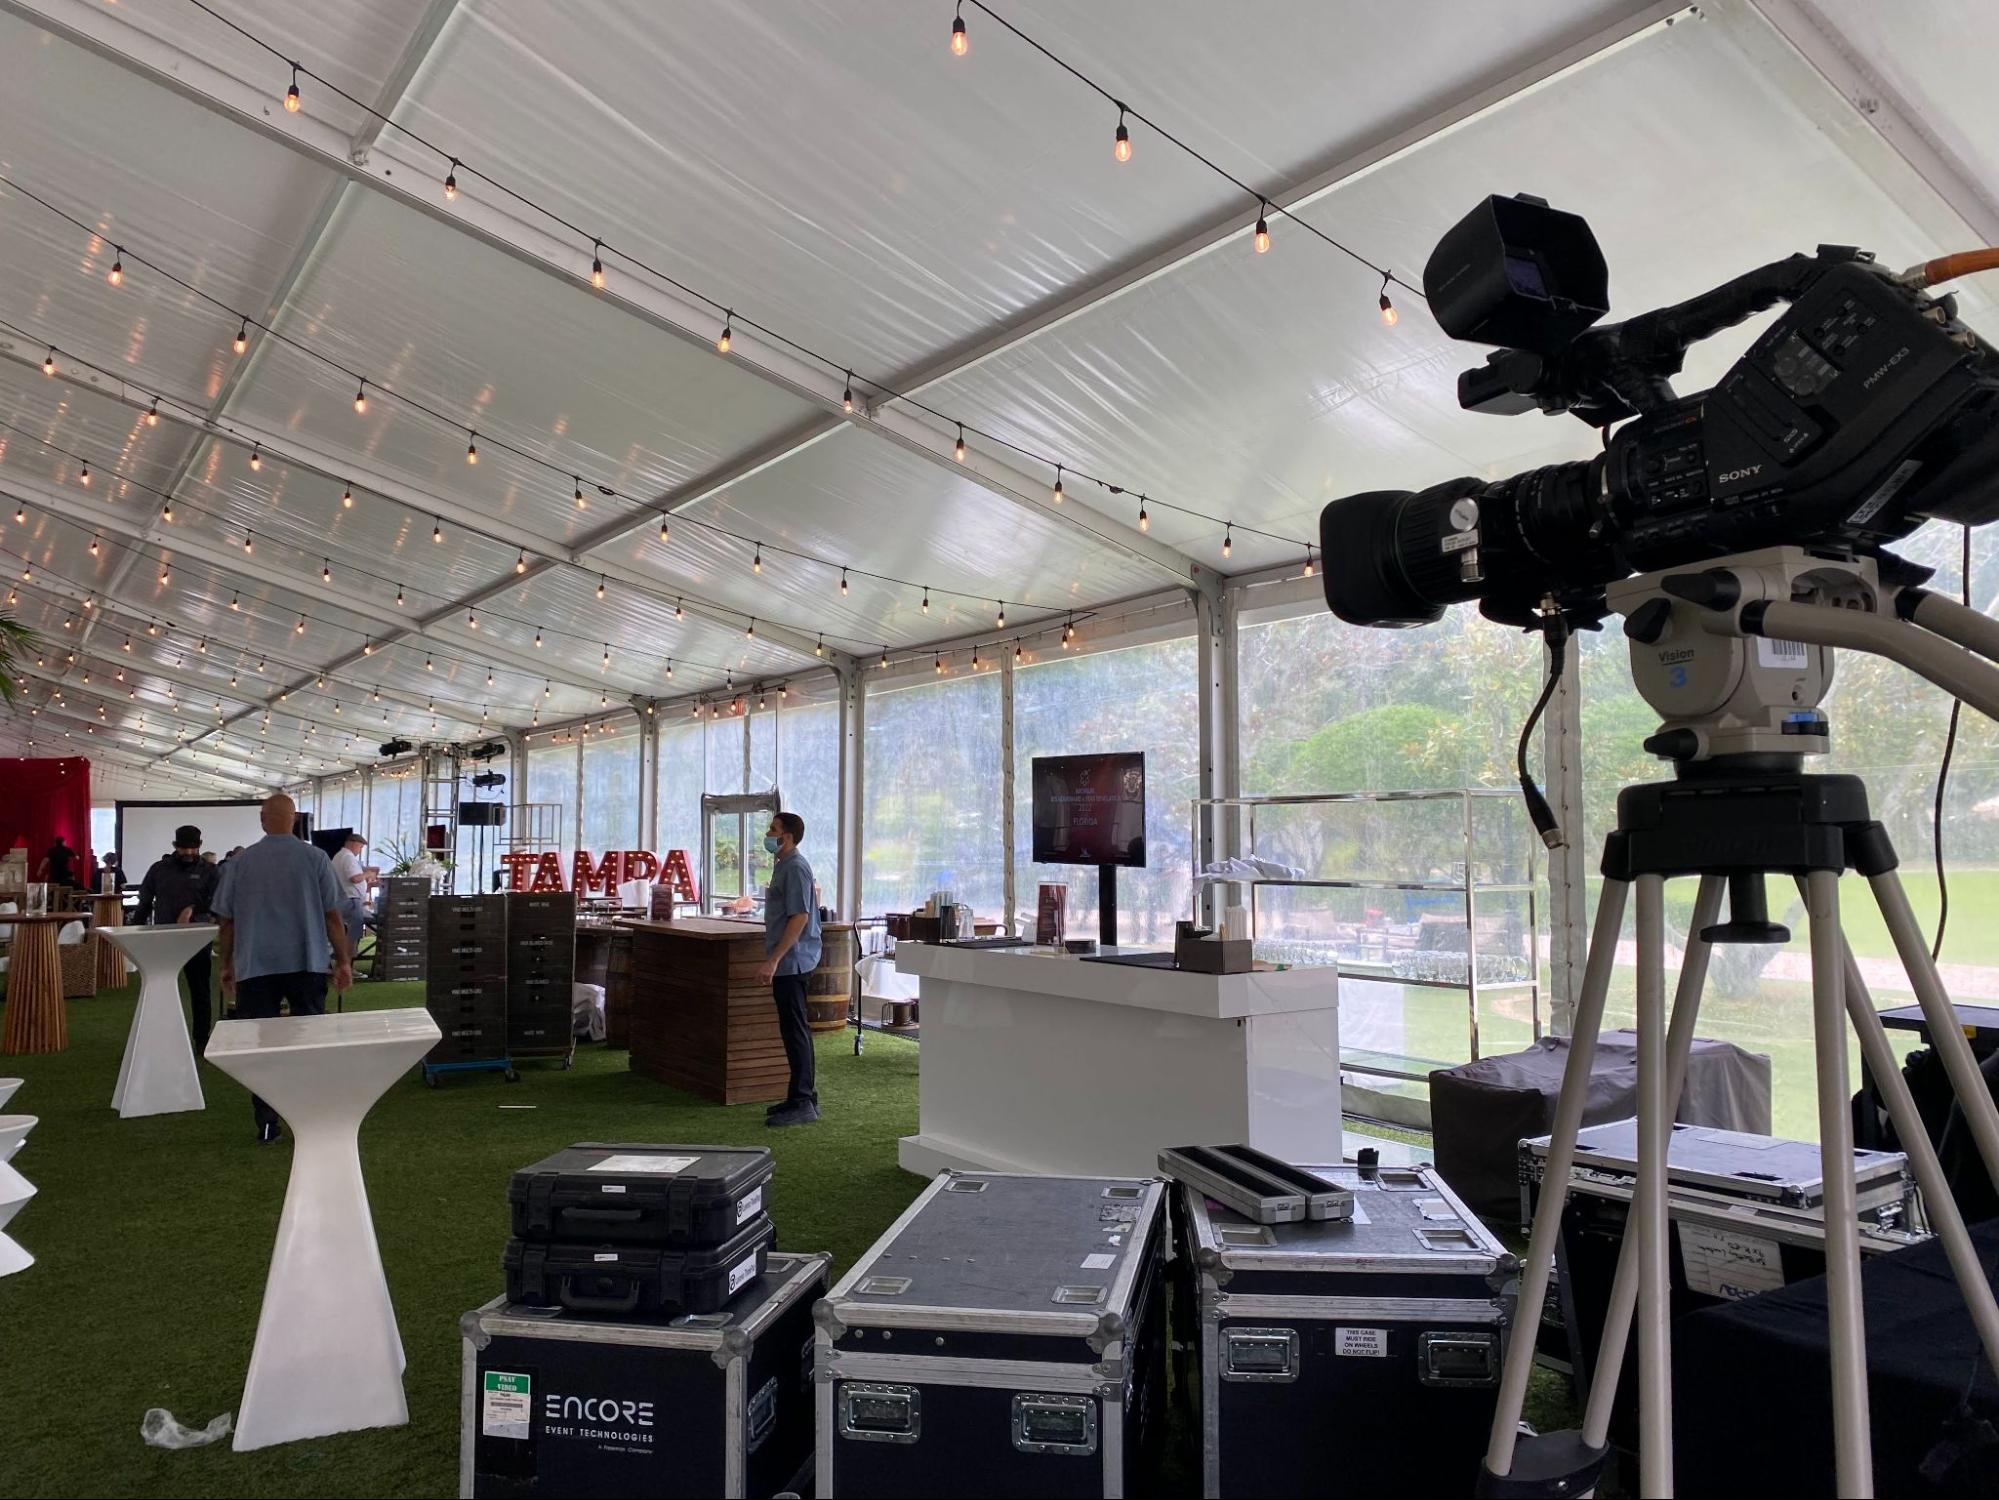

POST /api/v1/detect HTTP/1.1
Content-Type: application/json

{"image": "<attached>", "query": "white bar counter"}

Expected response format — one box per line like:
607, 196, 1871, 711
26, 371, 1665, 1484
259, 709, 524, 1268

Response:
894, 943, 1340, 1178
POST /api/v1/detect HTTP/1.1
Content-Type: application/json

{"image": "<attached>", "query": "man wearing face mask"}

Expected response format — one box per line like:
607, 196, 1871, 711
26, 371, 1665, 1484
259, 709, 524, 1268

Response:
753, 811, 823, 1127
133, 825, 222, 1052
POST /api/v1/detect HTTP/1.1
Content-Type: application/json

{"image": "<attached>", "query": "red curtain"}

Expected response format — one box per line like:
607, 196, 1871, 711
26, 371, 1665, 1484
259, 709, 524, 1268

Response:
0, 757, 92, 873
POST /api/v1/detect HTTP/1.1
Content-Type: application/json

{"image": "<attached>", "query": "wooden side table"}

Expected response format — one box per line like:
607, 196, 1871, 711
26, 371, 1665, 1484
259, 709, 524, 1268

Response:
1, 913, 92, 1055
91, 894, 127, 987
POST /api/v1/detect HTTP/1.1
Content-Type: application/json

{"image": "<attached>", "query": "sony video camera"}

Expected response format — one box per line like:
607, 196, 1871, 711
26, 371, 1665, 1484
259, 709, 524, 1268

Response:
1320, 194, 1999, 630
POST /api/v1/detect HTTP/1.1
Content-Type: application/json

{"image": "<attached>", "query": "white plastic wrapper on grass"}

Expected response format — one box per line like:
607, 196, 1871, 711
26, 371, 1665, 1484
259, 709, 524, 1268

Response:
141, 1409, 233, 1449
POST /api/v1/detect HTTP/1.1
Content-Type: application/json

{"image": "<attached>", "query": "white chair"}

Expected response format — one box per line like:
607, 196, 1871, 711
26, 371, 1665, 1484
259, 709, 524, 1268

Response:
0, 1079, 19, 1112
102, 926, 215, 1119
205, 1008, 441, 1451
0, 1113, 37, 1275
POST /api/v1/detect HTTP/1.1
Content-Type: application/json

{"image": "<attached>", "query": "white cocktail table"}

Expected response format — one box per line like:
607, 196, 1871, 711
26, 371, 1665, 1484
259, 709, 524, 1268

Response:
101, 925, 215, 1119
204, 1007, 440, 1451
0, 1114, 37, 1276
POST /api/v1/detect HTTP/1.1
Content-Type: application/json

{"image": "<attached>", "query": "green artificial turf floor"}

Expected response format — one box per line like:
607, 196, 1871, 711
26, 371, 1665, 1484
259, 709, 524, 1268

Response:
0, 979, 922, 1499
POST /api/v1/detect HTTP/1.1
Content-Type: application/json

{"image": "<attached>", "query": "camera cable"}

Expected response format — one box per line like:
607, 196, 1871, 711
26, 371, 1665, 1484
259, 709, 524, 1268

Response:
1932, 524, 1972, 962
1518, 612, 1570, 850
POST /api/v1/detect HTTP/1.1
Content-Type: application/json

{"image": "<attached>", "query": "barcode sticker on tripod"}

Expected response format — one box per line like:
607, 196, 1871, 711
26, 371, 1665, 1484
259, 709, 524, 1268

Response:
1679, 1222, 1785, 1300
1755, 636, 1810, 670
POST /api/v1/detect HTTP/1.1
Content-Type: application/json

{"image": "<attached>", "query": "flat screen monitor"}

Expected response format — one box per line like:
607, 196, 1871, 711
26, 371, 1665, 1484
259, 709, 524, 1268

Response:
1030, 752, 1146, 868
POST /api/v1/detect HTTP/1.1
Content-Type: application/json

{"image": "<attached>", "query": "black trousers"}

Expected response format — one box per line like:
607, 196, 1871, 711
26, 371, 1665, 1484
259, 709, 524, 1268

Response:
771, 973, 817, 1107
181, 946, 212, 1056
232, 971, 328, 1129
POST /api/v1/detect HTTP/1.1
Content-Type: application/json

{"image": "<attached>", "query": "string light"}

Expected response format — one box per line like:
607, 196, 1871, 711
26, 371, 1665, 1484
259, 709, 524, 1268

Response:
1114, 105, 1132, 162
78, 460, 89, 486
1138, 497, 1150, 532
42, 348, 54, 377
161, 499, 173, 523
469, 608, 480, 630
1052, 466, 1065, 504
108, 248, 124, 286
283, 64, 300, 112
716, 312, 732, 354
1302, 545, 1316, 578
233, 319, 248, 355
921, 587, 930, 615
159, 563, 170, 586
432, 519, 443, 544
815, 634, 825, 658
321, 557, 331, 584
342, 484, 353, 508
1064, 614, 1075, 644
353, 380, 367, 413
590, 241, 605, 290
395, 584, 405, 606
569, 476, 586, 511
601, 643, 610, 671
515, 548, 528, 574
996, 600, 1007, 628
1016, 640, 1025, 663
444, 159, 459, 200
843, 371, 855, 413
145, 398, 159, 426
533, 628, 542, 648
363, 638, 373, 655
665, 658, 674, 678
935, 653, 944, 675
674, 600, 685, 621
242, 530, 254, 554
954, 424, 967, 462
746, 618, 756, 640
951, 1, 968, 54
658, 516, 670, 543
229, 589, 239, 610
752, 543, 762, 575
465, 432, 478, 465
840, 568, 849, 596
295, 614, 306, 634
1254, 202, 1271, 254
1378, 272, 1398, 327
88, 534, 99, 556
1222, 523, 1233, 559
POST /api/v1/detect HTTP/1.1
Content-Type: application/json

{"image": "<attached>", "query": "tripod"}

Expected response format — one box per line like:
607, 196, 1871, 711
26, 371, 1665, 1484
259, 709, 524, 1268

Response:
1480, 548, 1999, 1498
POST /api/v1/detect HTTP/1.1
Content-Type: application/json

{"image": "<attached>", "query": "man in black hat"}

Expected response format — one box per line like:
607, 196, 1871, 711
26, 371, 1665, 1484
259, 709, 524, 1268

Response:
133, 825, 222, 1053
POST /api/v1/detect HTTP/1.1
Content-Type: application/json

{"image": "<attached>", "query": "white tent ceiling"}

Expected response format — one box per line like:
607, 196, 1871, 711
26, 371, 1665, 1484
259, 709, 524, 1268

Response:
0, 0, 1994, 791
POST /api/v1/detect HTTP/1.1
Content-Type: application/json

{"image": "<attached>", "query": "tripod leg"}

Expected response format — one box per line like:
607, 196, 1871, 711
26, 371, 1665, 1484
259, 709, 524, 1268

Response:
1482, 879, 1631, 1484
1633, 874, 1675, 1497
1866, 870, 1999, 1195
1841, 937, 1999, 1380
1582, 874, 1725, 1452
1806, 869, 1873, 1498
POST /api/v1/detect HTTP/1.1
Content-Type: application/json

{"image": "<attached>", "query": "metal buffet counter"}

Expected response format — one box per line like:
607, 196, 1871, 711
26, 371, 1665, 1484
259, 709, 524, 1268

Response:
892, 943, 1341, 1178
623, 917, 855, 1105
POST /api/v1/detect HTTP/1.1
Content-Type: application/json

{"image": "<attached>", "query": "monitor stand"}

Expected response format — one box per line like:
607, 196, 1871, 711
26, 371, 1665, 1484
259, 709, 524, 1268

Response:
1098, 863, 1117, 950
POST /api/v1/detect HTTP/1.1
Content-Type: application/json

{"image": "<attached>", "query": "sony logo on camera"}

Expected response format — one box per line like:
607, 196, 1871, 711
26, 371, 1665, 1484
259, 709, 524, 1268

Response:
541, 1392, 655, 1430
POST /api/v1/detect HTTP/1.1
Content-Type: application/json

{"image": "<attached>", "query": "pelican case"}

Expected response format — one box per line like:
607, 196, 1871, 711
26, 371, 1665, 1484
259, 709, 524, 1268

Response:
503, 1215, 775, 1318
815, 1171, 1170, 1499
1177, 1164, 1516, 1498
508, 1144, 775, 1248
462, 1249, 827, 1498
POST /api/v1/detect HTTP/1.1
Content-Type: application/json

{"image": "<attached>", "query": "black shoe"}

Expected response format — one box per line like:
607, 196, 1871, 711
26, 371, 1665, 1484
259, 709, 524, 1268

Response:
765, 1101, 820, 1128
257, 1122, 282, 1145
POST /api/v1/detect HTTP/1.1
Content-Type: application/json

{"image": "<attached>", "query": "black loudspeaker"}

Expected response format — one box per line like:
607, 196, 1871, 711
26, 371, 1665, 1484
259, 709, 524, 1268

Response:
458, 802, 507, 827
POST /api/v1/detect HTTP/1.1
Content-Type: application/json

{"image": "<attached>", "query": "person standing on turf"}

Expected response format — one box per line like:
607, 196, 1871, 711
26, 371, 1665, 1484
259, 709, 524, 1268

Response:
754, 811, 822, 1128
133, 826, 221, 1053
212, 793, 353, 1144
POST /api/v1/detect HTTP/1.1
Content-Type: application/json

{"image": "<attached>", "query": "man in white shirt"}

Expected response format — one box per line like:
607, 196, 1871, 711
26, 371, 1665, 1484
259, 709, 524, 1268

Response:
331, 832, 370, 957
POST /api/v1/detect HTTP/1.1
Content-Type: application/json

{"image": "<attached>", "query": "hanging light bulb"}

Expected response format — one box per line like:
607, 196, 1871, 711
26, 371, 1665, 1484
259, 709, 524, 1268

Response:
814, 634, 825, 658
233, 319, 248, 355
716, 313, 733, 354
666, 658, 674, 678
243, 530, 254, 554
658, 517, 670, 544
543, 681, 552, 698
78, 460, 90, 486
159, 564, 170, 587
1137, 497, 1150, 533
465, 433, 478, 465
108, 248, 124, 286
363, 638, 373, 655
1254, 202, 1271, 254
1114, 106, 1132, 162
1302, 545, 1316, 578
249, 443, 261, 472
145, 397, 159, 427
229, 589, 240, 610
921, 587, 930, 615
533, 628, 542, 649
752, 544, 762, 575
1015, 640, 1025, 663
951, 1, 968, 54
674, 599, 685, 621
843, 371, 855, 414
590, 241, 605, 289
594, 575, 607, 600
341, 484, 354, 509
198, 636, 207, 653
432, 519, 443, 544
444, 158, 459, 200
42, 348, 55, 377
935, 653, 944, 675
353, 380, 367, 414
321, 557, 331, 584
161, 499, 174, 523
1064, 614, 1075, 643
424, 653, 433, 672
295, 614, 306, 634
11, 504, 20, 524
88, 534, 100, 556
1378, 272, 1398, 328
840, 568, 849, 596
396, 584, 405, 606
954, 424, 967, 462
996, 600, 1006, 628
1052, 466, 1065, 504
601, 643, 611, 671
284, 65, 300, 112
515, 548, 528, 575
468, 609, 480, 630
1222, 523, 1233, 559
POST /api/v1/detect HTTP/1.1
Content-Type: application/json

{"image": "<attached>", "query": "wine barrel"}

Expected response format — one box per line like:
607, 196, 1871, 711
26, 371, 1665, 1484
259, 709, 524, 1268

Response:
806, 923, 855, 1032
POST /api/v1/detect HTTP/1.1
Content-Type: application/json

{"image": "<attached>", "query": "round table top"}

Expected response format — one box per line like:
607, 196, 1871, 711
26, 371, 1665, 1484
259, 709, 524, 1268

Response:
0, 911, 94, 924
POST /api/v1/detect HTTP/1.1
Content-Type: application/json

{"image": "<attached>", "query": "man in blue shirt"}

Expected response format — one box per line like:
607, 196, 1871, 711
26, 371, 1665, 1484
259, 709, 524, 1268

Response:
755, 811, 822, 1127
212, 793, 353, 1143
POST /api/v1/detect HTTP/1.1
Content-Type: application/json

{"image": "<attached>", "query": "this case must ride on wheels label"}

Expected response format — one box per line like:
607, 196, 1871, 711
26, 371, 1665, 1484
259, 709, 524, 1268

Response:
1335, 1327, 1388, 1358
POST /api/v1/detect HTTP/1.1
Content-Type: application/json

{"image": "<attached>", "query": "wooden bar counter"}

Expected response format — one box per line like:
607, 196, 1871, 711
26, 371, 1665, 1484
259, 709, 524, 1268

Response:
624, 917, 854, 1104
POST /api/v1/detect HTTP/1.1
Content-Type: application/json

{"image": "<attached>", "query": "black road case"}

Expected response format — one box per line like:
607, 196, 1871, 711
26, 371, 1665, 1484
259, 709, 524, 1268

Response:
1179, 1164, 1516, 1498
1519, 1120, 1924, 1458
462, 1249, 827, 1498
504, 1215, 775, 1318
508, 1144, 775, 1248
815, 1171, 1169, 1498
